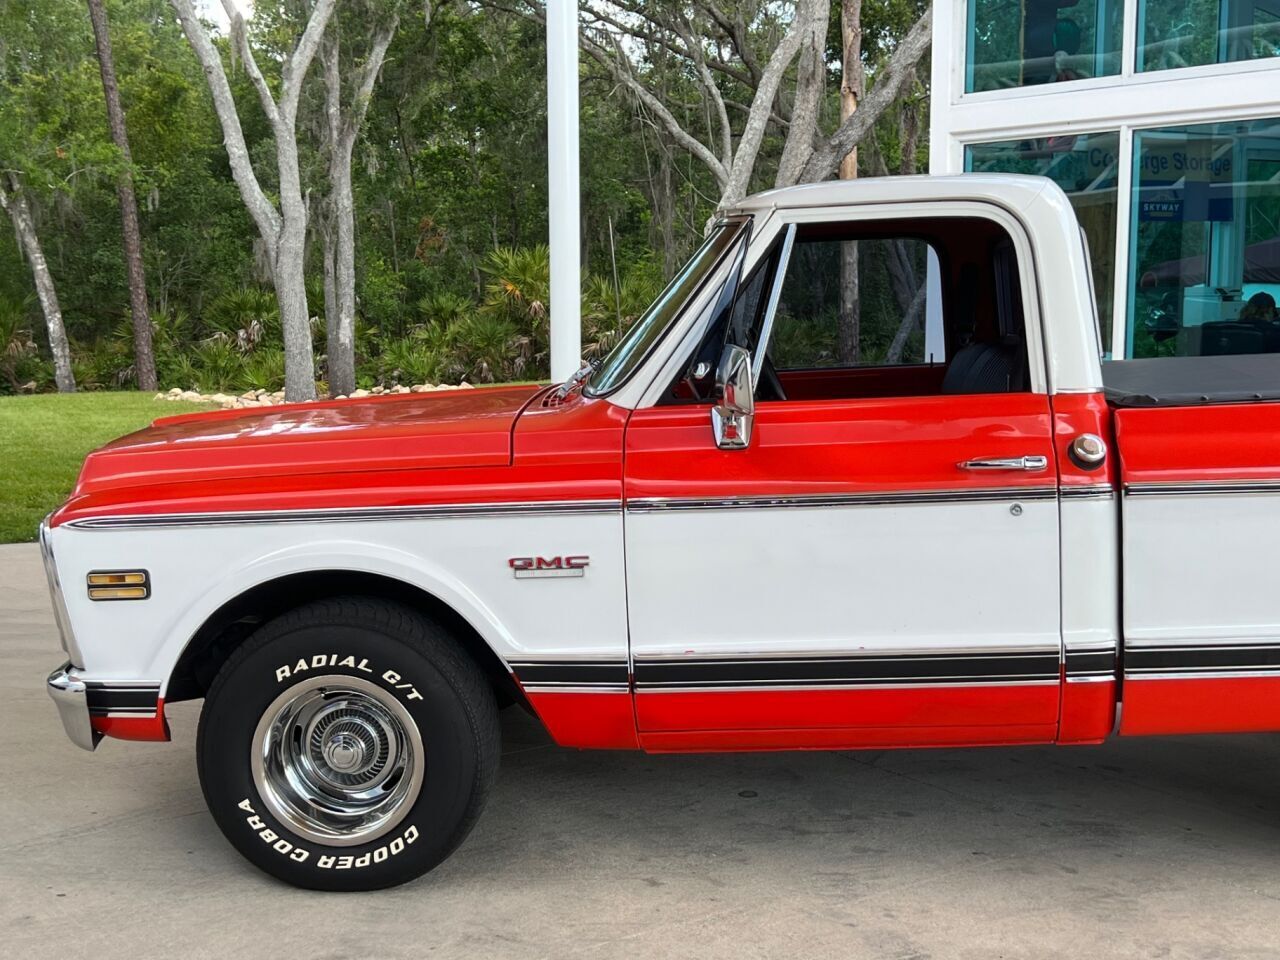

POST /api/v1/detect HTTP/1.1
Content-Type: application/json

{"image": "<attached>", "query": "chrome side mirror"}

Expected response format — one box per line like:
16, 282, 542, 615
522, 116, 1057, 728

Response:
711, 344, 754, 450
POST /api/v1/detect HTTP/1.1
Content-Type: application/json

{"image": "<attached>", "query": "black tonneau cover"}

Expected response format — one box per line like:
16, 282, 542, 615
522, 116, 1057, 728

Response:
1102, 355, 1280, 407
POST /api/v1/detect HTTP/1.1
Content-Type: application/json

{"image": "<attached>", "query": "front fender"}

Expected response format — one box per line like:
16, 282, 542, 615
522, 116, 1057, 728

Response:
49, 508, 627, 695
149, 536, 521, 695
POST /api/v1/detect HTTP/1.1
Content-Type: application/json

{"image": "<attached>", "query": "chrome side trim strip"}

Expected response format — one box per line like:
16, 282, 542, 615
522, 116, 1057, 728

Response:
1124, 641, 1280, 651
65, 499, 624, 530
627, 487, 1059, 513
1124, 480, 1280, 498
1125, 670, 1280, 681
632, 647, 1063, 662
1065, 675, 1116, 684
638, 680, 1063, 693
1060, 485, 1115, 501
1125, 664, 1280, 675
521, 684, 631, 694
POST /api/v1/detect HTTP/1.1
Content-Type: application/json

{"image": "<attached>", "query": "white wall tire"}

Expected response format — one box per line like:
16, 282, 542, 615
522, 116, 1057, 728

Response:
197, 597, 499, 891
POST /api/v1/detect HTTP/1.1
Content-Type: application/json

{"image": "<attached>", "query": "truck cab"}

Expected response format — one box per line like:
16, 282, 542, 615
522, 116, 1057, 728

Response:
41, 174, 1280, 889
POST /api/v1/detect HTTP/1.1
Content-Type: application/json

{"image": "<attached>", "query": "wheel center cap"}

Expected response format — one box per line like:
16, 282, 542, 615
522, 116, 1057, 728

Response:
323, 732, 368, 773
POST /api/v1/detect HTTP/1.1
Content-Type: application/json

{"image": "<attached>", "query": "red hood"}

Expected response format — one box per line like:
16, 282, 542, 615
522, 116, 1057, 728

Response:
69, 384, 543, 500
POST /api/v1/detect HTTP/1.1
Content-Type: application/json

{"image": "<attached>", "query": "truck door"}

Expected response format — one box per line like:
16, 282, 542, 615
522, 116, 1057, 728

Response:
1116, 402, 1280, 735
622, 209, 1064, 750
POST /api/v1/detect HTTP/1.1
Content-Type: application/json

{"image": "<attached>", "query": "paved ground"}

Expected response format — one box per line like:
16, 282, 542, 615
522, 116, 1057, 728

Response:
3, 541, 1280, 959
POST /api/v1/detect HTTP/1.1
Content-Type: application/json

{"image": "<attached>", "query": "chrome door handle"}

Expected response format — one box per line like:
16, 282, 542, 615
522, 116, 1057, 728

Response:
957, 455, 1049, 472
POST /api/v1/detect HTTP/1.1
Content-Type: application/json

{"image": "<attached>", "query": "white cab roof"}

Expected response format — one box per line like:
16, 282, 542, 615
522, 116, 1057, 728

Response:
723, 174, 1054, 216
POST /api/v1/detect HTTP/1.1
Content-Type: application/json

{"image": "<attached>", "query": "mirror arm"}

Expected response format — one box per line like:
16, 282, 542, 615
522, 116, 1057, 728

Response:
711, 344, 755, 450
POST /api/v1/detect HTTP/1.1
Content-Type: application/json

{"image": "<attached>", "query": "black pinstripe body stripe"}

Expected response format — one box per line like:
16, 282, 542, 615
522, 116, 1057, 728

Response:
85, 683, 161, 716
1125, 643, 1280, 676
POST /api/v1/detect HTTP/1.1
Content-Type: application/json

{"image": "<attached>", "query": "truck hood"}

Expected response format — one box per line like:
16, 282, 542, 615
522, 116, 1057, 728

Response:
70, 385, 543, 499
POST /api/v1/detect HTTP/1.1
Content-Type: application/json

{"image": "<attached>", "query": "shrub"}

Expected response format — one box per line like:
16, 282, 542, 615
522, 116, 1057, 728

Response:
159, 353, 201, 391
416, 291, 471, 328
189, 339, 246, 391
378, 339, 441, 386
481, 245, 550, 328
73, 340, 134, 391
0, 296, 37, 393
451, 314, 519, 382
204, 287, 279, 349
242, 348, 287, 392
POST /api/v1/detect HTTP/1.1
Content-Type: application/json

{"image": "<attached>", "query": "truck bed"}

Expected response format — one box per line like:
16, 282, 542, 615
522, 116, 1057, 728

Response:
1103, 354, 1280, 407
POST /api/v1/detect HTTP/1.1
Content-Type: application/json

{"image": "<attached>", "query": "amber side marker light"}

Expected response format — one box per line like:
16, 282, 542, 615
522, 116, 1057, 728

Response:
86, 570, 150, 601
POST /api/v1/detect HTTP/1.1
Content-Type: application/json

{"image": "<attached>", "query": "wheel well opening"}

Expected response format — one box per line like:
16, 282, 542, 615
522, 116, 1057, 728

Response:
168, 571, 524, 711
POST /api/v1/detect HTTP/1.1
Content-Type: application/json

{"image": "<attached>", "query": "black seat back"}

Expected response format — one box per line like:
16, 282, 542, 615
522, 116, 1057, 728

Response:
942, 240, 1027, 394
941, 342, 1023, 394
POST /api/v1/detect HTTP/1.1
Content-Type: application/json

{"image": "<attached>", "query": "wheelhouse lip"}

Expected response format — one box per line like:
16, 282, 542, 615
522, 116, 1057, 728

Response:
39, 518, 84, 668
583, 215, 752, 400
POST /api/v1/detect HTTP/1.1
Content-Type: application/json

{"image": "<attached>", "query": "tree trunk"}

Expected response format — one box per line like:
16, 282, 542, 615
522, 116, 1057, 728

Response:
775, 0, 830, 188
273, 217, 315, 400
322, 218, 339, 391
799, 6, 932, 184
327, 147, 358, 397
273, 132, 318, 401
319, 15, 399, 398
170, 0, 335, 403
899, 91, 920, 176
836, 0, 864, 364
887, 284, 927, 363
86, 0, 156, 390
657, 141, 677, 276
0, 176, 75, 392
321, 32, 354, 397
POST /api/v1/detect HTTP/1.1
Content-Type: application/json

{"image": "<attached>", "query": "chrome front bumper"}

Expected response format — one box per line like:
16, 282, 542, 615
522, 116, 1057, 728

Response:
47, 663, 101, 752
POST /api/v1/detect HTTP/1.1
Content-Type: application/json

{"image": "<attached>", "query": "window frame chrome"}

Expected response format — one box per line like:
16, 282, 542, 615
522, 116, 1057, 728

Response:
751, 222, 797, 384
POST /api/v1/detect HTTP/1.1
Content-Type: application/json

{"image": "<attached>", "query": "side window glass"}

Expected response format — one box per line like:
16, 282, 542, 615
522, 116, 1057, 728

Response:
770, 237, 935, 369
747, 217, 1033, 401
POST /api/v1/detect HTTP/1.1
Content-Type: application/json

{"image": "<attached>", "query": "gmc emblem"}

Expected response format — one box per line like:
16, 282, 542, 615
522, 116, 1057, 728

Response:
508, 555, 590, 579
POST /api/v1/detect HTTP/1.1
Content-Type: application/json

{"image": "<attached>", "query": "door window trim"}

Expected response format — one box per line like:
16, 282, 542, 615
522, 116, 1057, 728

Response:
752, 223, 798, 384
637, 200, 1051, 407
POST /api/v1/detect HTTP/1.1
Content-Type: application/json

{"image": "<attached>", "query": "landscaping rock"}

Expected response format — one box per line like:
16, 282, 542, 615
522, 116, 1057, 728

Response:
155, 381, 473, 411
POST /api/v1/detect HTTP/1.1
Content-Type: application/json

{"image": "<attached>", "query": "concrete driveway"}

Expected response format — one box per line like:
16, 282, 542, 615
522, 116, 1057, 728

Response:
3, 541, 1279, 959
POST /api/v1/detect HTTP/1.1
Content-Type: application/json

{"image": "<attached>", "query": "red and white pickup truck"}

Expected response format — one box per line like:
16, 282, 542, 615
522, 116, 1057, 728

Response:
42, 175, 1280, 890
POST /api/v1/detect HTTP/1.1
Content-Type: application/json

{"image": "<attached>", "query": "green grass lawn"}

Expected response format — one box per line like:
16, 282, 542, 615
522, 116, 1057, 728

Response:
0, 393, 216, 544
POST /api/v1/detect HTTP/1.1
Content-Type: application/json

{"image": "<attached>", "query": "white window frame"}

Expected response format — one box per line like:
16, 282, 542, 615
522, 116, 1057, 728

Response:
933, 0, 1280, 356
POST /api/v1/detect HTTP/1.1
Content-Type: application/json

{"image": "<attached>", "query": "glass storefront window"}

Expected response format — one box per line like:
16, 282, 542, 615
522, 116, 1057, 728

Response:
966, 133, 1120, 348
1138, 0, 1280, 72
966, 0, 1124, 92
1128, 118, 1280, 357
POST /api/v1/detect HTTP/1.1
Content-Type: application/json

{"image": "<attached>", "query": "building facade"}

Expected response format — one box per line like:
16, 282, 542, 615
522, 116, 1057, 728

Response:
929, 0, 1280, 358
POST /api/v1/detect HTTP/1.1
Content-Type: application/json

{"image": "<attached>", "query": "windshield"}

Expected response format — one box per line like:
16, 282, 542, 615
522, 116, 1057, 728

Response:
586, 219, 747, 396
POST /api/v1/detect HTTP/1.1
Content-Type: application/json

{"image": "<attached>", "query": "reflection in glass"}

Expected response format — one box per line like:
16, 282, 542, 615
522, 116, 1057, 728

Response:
966, 133, 1120, 349
1128, 118, 1280, 357
966, 0, 1124, 92
587, 221, 745, 395
1139, 0, 1280, 72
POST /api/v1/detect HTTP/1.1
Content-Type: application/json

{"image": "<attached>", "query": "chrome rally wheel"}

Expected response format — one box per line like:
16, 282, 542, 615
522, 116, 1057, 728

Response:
251, 675, 425, 846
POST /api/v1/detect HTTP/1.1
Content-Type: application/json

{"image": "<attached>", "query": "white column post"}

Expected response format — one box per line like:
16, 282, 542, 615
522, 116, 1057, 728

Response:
547, 0, 582, 382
